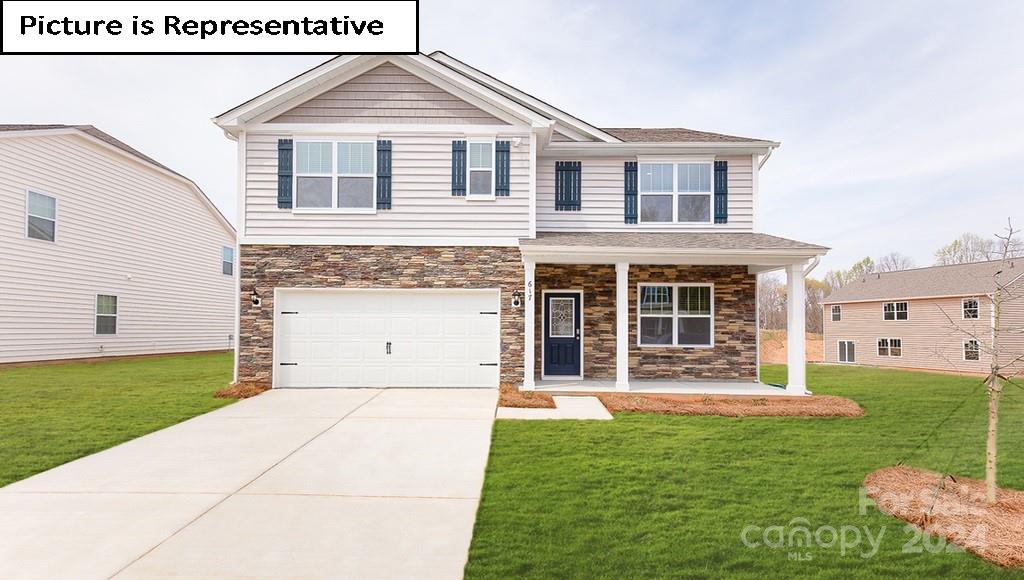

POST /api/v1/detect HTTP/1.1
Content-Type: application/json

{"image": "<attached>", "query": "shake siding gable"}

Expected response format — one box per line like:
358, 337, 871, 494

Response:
535, 155, 754, 232
0, 134, 235, 363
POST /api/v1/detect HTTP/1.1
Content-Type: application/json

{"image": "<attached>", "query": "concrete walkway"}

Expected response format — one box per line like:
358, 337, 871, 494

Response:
0, 388, 498, 580
496, 395, 614, 420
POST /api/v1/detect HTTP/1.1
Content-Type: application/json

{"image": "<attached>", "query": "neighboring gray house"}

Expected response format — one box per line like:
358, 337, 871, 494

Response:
0, 125, 236, 364
214, 53, 827, 395
823, 260, 1024, 375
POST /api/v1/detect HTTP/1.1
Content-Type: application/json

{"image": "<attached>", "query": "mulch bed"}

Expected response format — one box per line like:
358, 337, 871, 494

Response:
595, 393, 864, 417
498, 383, 556, 409
214, 382, 270, 399
865, 466, 1024, 568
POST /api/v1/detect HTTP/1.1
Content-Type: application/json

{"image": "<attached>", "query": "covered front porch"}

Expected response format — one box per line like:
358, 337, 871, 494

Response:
518, 232, 828, 397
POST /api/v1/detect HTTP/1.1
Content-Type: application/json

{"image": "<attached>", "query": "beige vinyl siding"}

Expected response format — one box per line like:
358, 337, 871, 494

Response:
0, 134, 235, 364
244, 132, 532, 238
822, 296, 993, 374
535, 155, 754, 232
1000, 278, 1024, 376
269, 63, 508, 125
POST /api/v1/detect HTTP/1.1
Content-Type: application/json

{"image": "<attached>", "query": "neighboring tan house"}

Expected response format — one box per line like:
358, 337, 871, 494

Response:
214, 53, 828, 395
822, 260, 1024, 375
0, 125, 236, 364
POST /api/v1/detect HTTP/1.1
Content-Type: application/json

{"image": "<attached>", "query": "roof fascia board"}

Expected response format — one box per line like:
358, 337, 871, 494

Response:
520, 245, 825, 265
540, 141, 778, 157
823, 293, 996, 305
246, 123, 533, 136
429, 52, 620, 143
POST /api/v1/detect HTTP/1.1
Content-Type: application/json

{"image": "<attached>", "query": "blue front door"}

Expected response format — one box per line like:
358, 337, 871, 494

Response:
544, 292, 581, 376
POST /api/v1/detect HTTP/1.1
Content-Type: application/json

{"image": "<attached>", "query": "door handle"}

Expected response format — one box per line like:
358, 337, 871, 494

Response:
386, 341, 392, 355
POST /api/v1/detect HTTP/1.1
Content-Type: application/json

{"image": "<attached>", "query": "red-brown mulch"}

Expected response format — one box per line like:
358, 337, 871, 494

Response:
498, 383, 556, 408
865, 466, 1024, 568
595, 392, 864, 417
215, 381, 270, 399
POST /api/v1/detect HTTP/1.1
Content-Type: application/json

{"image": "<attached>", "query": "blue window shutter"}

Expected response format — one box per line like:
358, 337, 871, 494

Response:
624, 161, 638, 224
555, 161, 582, 211
451, 140, 466, 196
495, 141, 511, 196
376, 140, 392, 210
714, 160, 728, 224
277, 139, 293, 209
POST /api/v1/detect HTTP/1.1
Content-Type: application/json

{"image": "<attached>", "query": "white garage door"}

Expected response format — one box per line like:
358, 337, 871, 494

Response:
274, 289, 500, 388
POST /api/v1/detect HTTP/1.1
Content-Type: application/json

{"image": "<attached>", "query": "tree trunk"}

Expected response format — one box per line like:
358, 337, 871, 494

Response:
986, 378, 1000, 505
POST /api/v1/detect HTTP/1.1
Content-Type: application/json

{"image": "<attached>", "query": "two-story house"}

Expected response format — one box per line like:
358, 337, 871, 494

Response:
214, 53, 827, 395
0, 124, 236, 363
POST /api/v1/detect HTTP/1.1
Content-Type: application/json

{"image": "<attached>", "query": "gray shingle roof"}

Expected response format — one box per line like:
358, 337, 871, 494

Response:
825, 260, 1023, 303
601, 127, 772, 143
520, 232, 827, 251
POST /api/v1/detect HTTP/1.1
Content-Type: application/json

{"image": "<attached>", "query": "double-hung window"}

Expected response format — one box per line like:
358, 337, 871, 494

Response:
638, 161, 713, 224
96, 295, 118, 335
638, 283, 714, 347
468, 141, 494, 198
883, 301, 908, 321
26, 190, 57, 242
222, 246, 234, 276
962, 297, 979, 320
877, 338, 902, 357
964, 339, 980, 361
831, 305, 842, 322
294, 140, 375, 211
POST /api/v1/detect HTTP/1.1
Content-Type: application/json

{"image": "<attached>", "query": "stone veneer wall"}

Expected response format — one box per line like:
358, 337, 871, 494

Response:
238, 245, 524, 387
535, 265, 757, 381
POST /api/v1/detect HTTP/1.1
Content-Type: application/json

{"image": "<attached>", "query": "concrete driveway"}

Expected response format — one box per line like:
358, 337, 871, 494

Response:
0, 388, 498, 579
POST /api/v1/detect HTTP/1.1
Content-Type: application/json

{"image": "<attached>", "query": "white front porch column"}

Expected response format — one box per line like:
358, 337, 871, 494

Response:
615, 262, 630, 390
786, 262, 807, 395
522, 259, 536, 390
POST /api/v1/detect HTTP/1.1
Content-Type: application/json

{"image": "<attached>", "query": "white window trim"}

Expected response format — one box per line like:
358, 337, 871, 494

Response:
837, 340, 855, 363
961, 297, 980, 320
636, 282, 715, 348
637, 157, 714, 226
876, 337, 903, 358
94, 294, 118, 337
831, 304, 842, 322
25, 189, 58, 243
466, 140, 496, 201
292, 137, 377, 214
222, 246, 235, 276
882, 301, 909, 321
963, 339, 981, 361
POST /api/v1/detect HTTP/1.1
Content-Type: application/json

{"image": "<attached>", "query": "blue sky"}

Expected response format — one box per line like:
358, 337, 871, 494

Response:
2, 0, 1021, 272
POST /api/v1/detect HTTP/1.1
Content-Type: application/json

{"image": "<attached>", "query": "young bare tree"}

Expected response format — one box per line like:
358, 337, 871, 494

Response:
876, 252, 916, 273
936, 219, 1023, 504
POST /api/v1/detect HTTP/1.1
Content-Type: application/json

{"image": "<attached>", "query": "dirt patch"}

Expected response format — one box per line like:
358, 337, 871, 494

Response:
865, 466, 1024, 568
215, 382, 270, 400
595, 392, 863, 417
499, 383, 555, 409
760, 330, 823, 364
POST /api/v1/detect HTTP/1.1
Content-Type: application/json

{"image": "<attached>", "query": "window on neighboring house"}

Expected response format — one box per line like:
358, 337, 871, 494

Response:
468, 142, 494, 197
883, 301, 908, 321
222, 246, 234, 276
964, 339, 980, 361
877, 338, 902, 357
294, 141, 375, 210
838, 340, 855, 363
831, 305, 842, 322
962, 297, 979, 320
26, 190, 57, 242
638, 284, 713, 347
638, 161, 712, 224
95, 295, 118, 335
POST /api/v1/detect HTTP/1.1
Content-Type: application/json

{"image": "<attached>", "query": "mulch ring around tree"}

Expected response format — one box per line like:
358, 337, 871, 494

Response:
215, 382, 270, 399
865, 466, 1024, 568
595, 393, 864, 417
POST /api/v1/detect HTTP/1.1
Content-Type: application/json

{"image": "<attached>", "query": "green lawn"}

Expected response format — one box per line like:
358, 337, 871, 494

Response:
466, 364, 1024, 579
0, 352, 234, 486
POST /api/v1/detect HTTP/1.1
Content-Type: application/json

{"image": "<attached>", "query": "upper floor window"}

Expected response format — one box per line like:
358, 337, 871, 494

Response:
96, 295, 118, 335
638, 162, 712, 224
883, 301, 908, 321
831, 305, 842, 322
468, 142, 494, 198
222, 246, 234, 276
294, 141, 375, 211
26, 190, 57, 242
962, 297, 979, 319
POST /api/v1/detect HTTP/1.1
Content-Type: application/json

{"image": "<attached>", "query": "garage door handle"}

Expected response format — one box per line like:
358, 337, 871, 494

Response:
279, 363, 298, 366
386, 341, 392, 355
479, 363, 498, 366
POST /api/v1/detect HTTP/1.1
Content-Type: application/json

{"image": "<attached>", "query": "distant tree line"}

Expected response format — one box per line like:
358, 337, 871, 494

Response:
759, 227, 1024, 332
